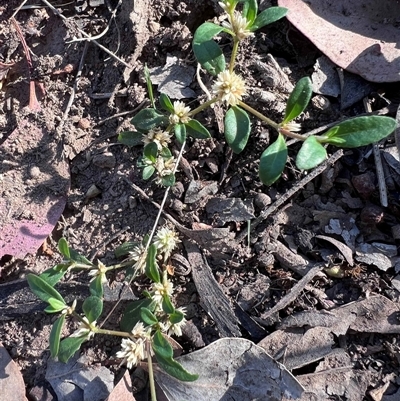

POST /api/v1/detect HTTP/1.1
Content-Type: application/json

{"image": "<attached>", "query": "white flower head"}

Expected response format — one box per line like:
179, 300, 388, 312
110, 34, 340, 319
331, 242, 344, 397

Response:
222, 11, 253, 40
70, 317, 96, 339
62, 299, 77, 315
88, 260, 108, 284
116, 338, 146, 369
154, 156, 176, 186
142, 127, 171, 151
153, 227, 181, 260
151, 270, 174, 305
280, 121, 302, 132
129, 244, 147, 274
212, 70, 247, 106
169, 101, 191, 125
131, 321, 152, 338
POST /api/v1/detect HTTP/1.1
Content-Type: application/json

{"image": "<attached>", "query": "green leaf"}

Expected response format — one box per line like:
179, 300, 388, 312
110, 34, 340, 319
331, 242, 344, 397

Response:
121, 298, 154, 332
224, 106, 251, 153
144, 142, 158, 163
282, 77, 312, 124
58, 238, 70, 259
131, 108, 167, 132
152, 331, 198, 381
185, 120, 211, 139
250, 6, 288, 31
142, 165, 155, 180
27, 274, 66, 304
145, 244, 160, 283
50, 315, 65, 358
259, 133, 288, 186
193, 23, 226, 75
159, 93, 174, 113
89, 275, 104, 298
40, 267, 66, 287
174, 123, 187, 144
58, 336, 87, 363
169, 309, 185, 324
46, 297, 67, 313
69, 249, 93, 266
118, 131, 143, 147
140, 307, 158, 326
114, 241, 141, 258
296, 136, 327, 170
320, 116, 397, 148
144, 64, 155, 109
160, 147, 172, 158
82, 296, 103, 323
162, 295, 175, 315
243, 0, 258, 25
161, 173, 176, 187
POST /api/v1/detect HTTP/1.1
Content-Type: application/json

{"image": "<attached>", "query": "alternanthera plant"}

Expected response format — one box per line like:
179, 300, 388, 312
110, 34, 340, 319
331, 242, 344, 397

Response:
120, 0, 396, 187
27, 226, 197, 401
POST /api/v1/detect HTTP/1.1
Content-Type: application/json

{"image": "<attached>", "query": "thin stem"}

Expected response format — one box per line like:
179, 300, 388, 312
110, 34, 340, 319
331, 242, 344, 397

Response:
147, 341, 157, 401
238, 100, 279, 130
278, 127, 310, 141
95, 328, 133, 337
189, 97, 219, 117
229, 38, 239, 73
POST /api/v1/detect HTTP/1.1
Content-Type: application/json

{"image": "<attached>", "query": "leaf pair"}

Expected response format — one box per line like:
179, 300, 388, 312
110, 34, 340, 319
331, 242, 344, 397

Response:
193, 6, 288, 75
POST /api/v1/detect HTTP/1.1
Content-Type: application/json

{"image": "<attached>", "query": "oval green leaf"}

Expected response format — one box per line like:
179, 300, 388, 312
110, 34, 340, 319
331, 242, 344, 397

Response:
259, 133, 288, 186
193, 23, 226, 75
169, 309, 184, 324
250, 6, 288, 31
296, 136, 327, 170
69, 249, 93, 266
27, 273, 66, 304
50, 315, 65, 358
146, 243, 160, 283
224, 106, 251, 154
40, 267, 67, 287
89, 274, 104, 298
144, 142, 158, 162
152, 331, 198, 381
58, 336, 87, 363
243, 0, 258, 25
142, 165, 155, 180
162, 295, 175, 315
175, 123, 187, 144
140, 307, 158, 326
121, 298, 154, 332
46, 297, 67, 313
321, 116, 397, 148
131, 108, 167, 132
159, 93, 174, 113
161, 173, 176, 187
185, 119, 211, 139
118, 131, 143, 147
114, 241, 141, 258
82, 296, 103, 323
282, 77, 312, 124
58, 238, 70, 259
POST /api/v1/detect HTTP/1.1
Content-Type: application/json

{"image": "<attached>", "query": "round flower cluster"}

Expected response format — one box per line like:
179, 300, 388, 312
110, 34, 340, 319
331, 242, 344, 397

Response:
142, 127, 171, 150
153, 227, 181, 260
169, 101, 191, 125
212, 69, 247, 106
222, 10, 253, 40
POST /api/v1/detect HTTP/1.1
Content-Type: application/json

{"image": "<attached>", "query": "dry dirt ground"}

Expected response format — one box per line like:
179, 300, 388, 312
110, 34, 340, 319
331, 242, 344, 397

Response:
2, 0, 400, 400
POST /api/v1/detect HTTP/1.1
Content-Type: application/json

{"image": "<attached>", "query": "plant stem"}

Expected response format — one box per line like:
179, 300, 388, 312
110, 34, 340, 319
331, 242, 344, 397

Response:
238, 100, 279, 130
230, 38, 239, 73
95, 328, 133, 337
189, 97, 219, 117
147, 341, 157, 401
278, 128, 310, 141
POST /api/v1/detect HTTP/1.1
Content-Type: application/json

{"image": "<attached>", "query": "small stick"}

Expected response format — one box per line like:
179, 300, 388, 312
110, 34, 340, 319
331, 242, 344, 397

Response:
40, 0, 131, 68
363, 97, 388, 207
10, 17, 40, 111
256, 263, 325, 325
236, 149, 344, 243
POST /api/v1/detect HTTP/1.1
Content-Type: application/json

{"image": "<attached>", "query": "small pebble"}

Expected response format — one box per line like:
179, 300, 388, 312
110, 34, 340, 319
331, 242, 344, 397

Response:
92, 152, 116, 169
254, 193, 271, 210
30, 166, 40, 178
